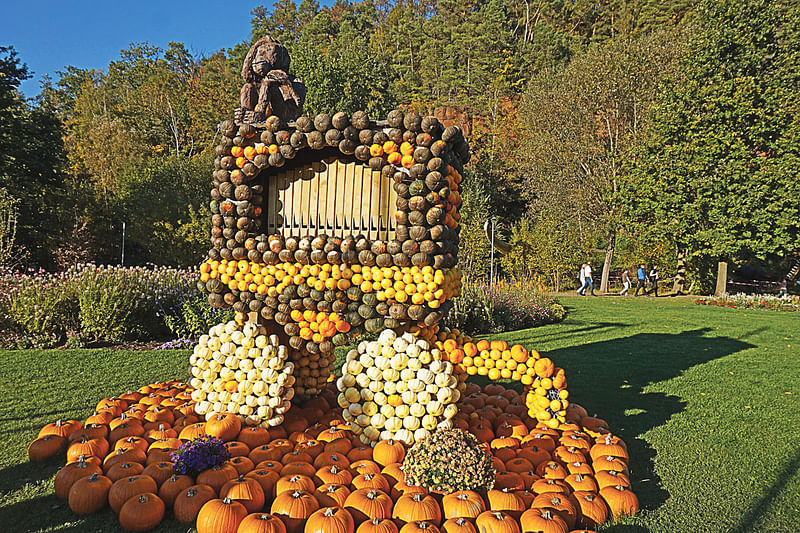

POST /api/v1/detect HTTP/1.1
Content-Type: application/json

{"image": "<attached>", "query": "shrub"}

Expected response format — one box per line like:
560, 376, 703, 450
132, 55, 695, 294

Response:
4, 267, 80, 339
161, 293, 235, 340
403, 429, 496, 493
74, 264, 196, 342
0, 264, 199, 345
445, 276, 566, 335
171, 436, 230, 477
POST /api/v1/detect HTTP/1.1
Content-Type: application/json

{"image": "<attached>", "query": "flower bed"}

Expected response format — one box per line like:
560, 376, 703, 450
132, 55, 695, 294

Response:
446, 277, 566, 334
0, 264, 220, 349
694, 293, 800, 312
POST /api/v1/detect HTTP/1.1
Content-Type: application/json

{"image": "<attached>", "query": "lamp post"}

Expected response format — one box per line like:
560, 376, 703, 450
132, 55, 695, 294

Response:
121, 221, 126, 266
489, 216, 497, 288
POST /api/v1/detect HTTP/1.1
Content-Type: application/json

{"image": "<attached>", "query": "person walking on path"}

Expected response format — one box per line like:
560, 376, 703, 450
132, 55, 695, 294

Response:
577, 263, 588, 295
584, 261, 596, 296
634, 264, 647, 296
649, 265, 660, 297
620, 269, 631, 296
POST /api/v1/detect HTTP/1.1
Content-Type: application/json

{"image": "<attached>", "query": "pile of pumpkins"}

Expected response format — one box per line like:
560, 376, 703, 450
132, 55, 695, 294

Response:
336, 329, 464, 447
30, 376, 638, 532
189, 320, 297, 424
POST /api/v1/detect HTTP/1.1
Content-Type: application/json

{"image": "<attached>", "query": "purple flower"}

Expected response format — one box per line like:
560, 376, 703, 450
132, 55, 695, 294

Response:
171, 436, 230, 476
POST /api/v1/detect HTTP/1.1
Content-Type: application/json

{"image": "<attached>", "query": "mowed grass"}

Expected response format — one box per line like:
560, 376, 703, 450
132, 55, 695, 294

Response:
0, 295, 798, 532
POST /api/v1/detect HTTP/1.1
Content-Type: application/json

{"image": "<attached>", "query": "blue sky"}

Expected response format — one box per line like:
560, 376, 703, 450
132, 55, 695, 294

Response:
0, 1, 269, 97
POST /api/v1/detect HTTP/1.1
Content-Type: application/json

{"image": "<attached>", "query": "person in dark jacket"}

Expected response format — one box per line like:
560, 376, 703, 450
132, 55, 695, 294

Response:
649, 266, 660, 297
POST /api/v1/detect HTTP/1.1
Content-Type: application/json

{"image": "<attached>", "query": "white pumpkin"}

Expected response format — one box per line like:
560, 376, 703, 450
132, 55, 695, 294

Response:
409, 403, 426, 418
413, 428, 431, 442
403, 415, 420, 430
370, 413, 386, 429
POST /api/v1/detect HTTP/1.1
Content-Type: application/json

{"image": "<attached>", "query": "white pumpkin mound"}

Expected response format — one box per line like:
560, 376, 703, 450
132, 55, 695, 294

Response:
336, 328, 463, 446
189, 320, 295, 428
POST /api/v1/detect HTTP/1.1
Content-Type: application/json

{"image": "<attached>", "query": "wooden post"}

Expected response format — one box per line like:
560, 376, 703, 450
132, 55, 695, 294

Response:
714, 261, 728, 296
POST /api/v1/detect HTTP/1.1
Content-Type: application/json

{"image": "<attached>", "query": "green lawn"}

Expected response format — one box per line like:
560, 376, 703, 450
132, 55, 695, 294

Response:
1, 295, 798, 532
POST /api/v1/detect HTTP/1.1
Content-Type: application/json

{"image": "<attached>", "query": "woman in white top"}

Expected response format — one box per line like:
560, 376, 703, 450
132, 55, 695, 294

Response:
577, 263, 587, 295
620, 269, 631, 296
583, 261, 596, 296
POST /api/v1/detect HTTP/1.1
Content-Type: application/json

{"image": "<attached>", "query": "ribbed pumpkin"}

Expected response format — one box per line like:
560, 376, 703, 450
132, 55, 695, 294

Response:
352, 473, 391, 492
599, 484, 639, 519
197, 463, 239, 492
486, 489, 525, 518
316, 483, 351, 508
225, 440, 251, 458
595, 469, 631, 490
39, 419, 82, 439
572, 490, 609, 527
67, 437, 109, 463
179, 422, 208, 441
246, 468, 281, 495
345, 488, 393, 524
350, 459, 382, 476
373, 439, 405, 466
399, 522, 440, 533
532, 478, 570, 496
358, 517, 400, 533
118, 492, 165, 531
174, 484, 217, 523
237, 513, 288, 533
475, 511, 520, 533
141, 461, 175, 486
440, 517, 476, 533
531, 492, 578, 529
158, 474, 194, 507
109, 475, 158, 513
305, 506, 355, 533
276, 474, 315, 496
28, 434, 66, 462
68, 472, 112, 514
281, 461, 316, 478
205, 413, 242, 442
221, 474, 266, 513
238, 427, 272, 449
316, 464, 353, 486
393, 493, 442, 526
229, 455, 256, 475
442, 491, 485, 519
519, 508, 569, 533
270, 489, 320, 533
103, 447, 147, 471
71, 423, 110, 442
54, 458, 103, 499
197, 497, 248, 533
106, 461, 145, 482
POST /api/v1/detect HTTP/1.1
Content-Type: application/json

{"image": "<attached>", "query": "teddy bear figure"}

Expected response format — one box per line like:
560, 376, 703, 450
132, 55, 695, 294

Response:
236, 35, 306, 124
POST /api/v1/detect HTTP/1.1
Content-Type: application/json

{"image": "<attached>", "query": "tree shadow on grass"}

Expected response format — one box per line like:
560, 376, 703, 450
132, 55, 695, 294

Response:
0, 456, 62, 499
546, 328, 754, 514
504, 321, 631, 346
0, 490, 116, 532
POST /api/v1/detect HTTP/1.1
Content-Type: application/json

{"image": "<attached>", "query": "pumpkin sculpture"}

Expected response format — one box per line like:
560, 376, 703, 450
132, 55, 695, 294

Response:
30, 31, 640, 533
